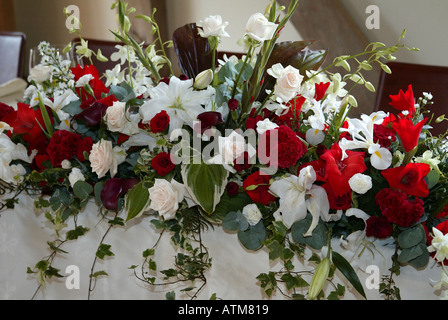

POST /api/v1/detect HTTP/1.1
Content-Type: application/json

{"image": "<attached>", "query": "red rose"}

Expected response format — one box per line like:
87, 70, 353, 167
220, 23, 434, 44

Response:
366, 216, 393, 239
150, 110, 170, 133
381, 162, 430, 198
76, 136, 93, 161
391, 117, 427, 153
226, 182, 239, 197
46, 130, 83, 167
258, 125, 307, 170
234, 152, 252, 172
228, 99, 239, 111
151, 152, 176, 176
243, 171, 275, 205
389, 84, 416, 115
373, 124, 396, 148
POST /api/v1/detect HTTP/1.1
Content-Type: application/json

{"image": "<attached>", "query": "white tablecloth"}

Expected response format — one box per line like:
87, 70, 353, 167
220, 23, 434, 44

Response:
0, 192, 444, 300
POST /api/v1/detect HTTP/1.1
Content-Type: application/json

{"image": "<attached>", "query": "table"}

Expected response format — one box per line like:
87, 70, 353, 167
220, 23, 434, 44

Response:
0, 192, 444, 300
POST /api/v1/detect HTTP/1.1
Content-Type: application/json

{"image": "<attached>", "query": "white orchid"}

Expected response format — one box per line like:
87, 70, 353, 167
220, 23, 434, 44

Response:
339, 112, 392, 170
428, 228, 448, 263
269, 166, 331, 236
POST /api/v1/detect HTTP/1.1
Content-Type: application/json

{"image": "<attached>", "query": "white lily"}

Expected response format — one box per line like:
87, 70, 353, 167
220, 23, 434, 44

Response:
339, 112, 392, 170
139, 76, 215, 135
269, 166, 330, 236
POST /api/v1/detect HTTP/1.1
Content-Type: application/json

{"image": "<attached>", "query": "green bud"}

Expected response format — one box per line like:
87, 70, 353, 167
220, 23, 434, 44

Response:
308, 257, 331, 300
194, 69, 214, 90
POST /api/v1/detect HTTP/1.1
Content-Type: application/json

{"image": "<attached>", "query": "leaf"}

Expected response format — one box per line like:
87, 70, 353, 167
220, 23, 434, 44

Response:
211, 192, 252, 223
397, 225, 425, 249
397, 245, 425, 264
96, 243, 114, 259
172, 23, 214, 79
66, 226, 89, 240
73, 180, 93, 201
125, 182, 150, 222
290, 216, 328, 250
332, 251, 367, 300
237, 221, 266, 251
222, 211, 249, 232
181, 163, 229, 215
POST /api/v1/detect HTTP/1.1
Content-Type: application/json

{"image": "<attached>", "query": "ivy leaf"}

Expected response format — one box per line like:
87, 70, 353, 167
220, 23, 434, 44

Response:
181, 163, 229, 215
96, 244, 114, 259
332, 251, 366, 300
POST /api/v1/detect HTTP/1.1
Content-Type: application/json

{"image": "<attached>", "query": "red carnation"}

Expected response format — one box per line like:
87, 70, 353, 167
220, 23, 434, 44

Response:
150, 110, 170, 133
76, 136, 94, 161
375, 188, 424, 228
366, 216, 393, 239
389, 84, 416, 115
258, 125, 307, 170
243, 171, 275, 205
46, 130, 83, 167
234, 151, 252, 172
381, 162, 430, 198
151, 152, 176, 176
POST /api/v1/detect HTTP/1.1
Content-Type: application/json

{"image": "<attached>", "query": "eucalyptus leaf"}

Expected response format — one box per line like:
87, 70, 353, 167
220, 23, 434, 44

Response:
397, 225, 425, 249
73, 180, 93, 201
222, 211, 249, 232
398, 245, 424, 264
291, 216, 327, 250
237, 221, 266, 251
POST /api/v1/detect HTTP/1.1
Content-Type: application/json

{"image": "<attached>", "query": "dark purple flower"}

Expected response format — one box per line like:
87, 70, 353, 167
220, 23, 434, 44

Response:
101, 178, 139, 211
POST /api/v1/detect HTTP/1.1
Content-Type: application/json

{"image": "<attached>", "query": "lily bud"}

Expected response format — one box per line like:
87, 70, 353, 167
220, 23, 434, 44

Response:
308, 257, 331, 300
194, 69, 213, 90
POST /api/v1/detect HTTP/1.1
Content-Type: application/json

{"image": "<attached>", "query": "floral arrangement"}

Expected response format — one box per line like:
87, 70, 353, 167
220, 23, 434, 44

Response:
1, 0, 448, 300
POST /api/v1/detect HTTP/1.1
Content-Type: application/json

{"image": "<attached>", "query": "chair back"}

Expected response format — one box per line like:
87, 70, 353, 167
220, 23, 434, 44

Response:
374, 62, 448, 136
0, 31, 26, 84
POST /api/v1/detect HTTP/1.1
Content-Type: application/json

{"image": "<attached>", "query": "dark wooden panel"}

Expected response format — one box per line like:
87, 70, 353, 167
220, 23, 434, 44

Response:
0, 0, 16, 31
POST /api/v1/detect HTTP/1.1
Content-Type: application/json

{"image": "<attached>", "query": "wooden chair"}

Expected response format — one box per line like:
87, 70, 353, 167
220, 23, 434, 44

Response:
374, 62, 448, 137
0, 31, 26, 84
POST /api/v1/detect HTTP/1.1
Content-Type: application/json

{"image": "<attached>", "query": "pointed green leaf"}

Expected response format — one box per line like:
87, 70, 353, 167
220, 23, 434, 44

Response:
125, 182, 150, 222
332, 251, 366, 299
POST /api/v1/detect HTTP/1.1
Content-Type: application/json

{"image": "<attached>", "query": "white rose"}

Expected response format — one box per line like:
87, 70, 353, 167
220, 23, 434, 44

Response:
348, 173, 372, 194
256, 118, 279, 135
274, 65, 304, 102
89, 139, 117, 179
245, 12, 277, 42
28, 65, 52, 83
197, 15, 230, 38
219, 131, 247, 164
149, 179, 185, 220
69, 167, 85, 188
242, 203, 262, 226
105, 101, 127, 132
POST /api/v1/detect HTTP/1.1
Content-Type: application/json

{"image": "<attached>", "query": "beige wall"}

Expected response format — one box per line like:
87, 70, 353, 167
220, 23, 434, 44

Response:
342, 0, 448, 67
14, 0, 118, 54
